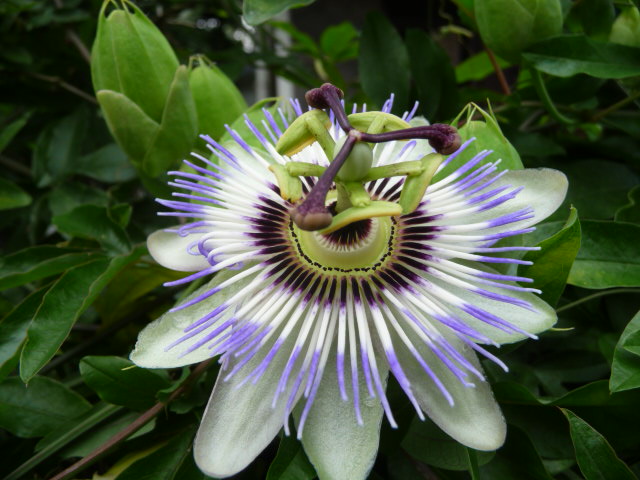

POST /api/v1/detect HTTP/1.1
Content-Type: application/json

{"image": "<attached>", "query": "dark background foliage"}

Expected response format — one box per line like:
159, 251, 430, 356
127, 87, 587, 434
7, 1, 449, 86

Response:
1, 0, 640, 479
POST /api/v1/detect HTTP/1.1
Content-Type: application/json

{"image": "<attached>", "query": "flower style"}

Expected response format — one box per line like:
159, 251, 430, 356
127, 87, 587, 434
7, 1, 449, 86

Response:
131, 84, 567, 480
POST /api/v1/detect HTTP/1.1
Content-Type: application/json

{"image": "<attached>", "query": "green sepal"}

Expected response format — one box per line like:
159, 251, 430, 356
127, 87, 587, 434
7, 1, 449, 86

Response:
142, 65, 198, 177
96, 90, 160, 167
399, 153, 443, 214
285, 161, 326, 177
363, 160, 423, 181
276, 110, 331, 157
91, 0, 179, 122
189, 56, 248, 141
347, 112, 411, 133
320, 201, 402, 234
269, 164, 303, 202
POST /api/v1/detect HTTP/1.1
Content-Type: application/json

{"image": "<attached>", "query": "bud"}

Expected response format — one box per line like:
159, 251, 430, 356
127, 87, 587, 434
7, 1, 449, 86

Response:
92, 0, 179, 122
189, 56, 248, 141
475, 0, 563, 62
610, 7, 640, 48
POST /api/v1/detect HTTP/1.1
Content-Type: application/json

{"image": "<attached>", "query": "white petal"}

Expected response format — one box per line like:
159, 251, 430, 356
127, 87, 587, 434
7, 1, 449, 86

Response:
147, 228, 210, 272
130, 270, 250, 368
297, 352, 385, 480
429, 266, 557, 344
436, 168, 568, 231
194, 335, 300, 478
397, 332, 506, 451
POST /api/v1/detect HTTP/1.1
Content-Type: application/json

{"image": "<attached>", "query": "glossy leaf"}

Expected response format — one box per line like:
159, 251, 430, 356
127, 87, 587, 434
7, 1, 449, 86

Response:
568, 221, 640, 288
475, 0, 563, 62
401, 417, 495, 471
562, 409, 636, 479
266, 435, 316, 480
523, 34, 640, 78
80, 356, 170, 411
0, 288, 48, 381
0, 177, 31, 210
406, 29, 458, 120
359, 12, 410, 114
20, 247, 144, 381
0, 376, 90, 438
0, 246, 95, 290
610, 310, 640, 392
520, 207, 581, 306
242, 0, 316, 26
52, 204, 131, 255
75, 143, 136, 183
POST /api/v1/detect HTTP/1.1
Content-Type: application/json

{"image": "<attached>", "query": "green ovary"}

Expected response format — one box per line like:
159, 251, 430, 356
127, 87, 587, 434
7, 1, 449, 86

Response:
295, 217, 393, 270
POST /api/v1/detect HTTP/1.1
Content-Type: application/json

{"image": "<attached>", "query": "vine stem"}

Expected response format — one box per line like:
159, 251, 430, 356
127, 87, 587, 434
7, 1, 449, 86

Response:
485, 48, 511, 96
556, 288, 640, 314
591, 91, 640, 122
48, 359, 214, 480
466, 447, 481, 480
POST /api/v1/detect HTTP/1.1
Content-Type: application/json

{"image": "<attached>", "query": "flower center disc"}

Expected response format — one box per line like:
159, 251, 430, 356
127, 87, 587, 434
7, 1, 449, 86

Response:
295, 217, 393, 271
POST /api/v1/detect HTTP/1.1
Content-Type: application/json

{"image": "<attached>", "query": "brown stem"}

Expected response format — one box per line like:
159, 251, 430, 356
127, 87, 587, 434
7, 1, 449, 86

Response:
48, 360, 214, 480
591, 91, 640, 122
65, 30, 91, 63
485, 48, 511, 96
29, 73, 97, 104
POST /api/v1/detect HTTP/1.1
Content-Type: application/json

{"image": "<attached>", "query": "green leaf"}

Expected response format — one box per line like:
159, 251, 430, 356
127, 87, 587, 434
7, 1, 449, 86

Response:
0, 246, 96, 291
556, 160, 639, 221
33, 108, 89, 187
478, 426, 553, 480
0, 376, 90, 438
615, 185, 640, 224
116, 427, 196, 480
610, 310, 640, 392
80, 356, 170, 411
562, 409, 636, 479
0, 287, 48, 382
610, 7, 640, 48
520, 207, 581, 306
48, 181, 109, 216
570, 0, 615, 40
53, 204, 131, 255
475, 0, 563, 62
75, 143, 136, 183
0, 177, 31, 210
0, 110, 32, 153
242, 0, 316, 26
20, 247, 144, 381
455, 51, 510, 83
406, 29, 458, 120
359, 12, 410, 114
320, 22, 358, 61
568, 221, 640, 288
401, 417, 495, 471
266, 434, 316, 480
523, 34, 640, 78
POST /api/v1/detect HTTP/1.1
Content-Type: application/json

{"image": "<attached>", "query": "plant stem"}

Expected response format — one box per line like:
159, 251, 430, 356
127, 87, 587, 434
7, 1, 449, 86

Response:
486, 48, 511, 96
530, 68, 576, 125
4, 404, 121, 480
592, 91, 640, 122
466, 447, 481, 480
48, 360, 213, 480
556, 288, 640, 313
